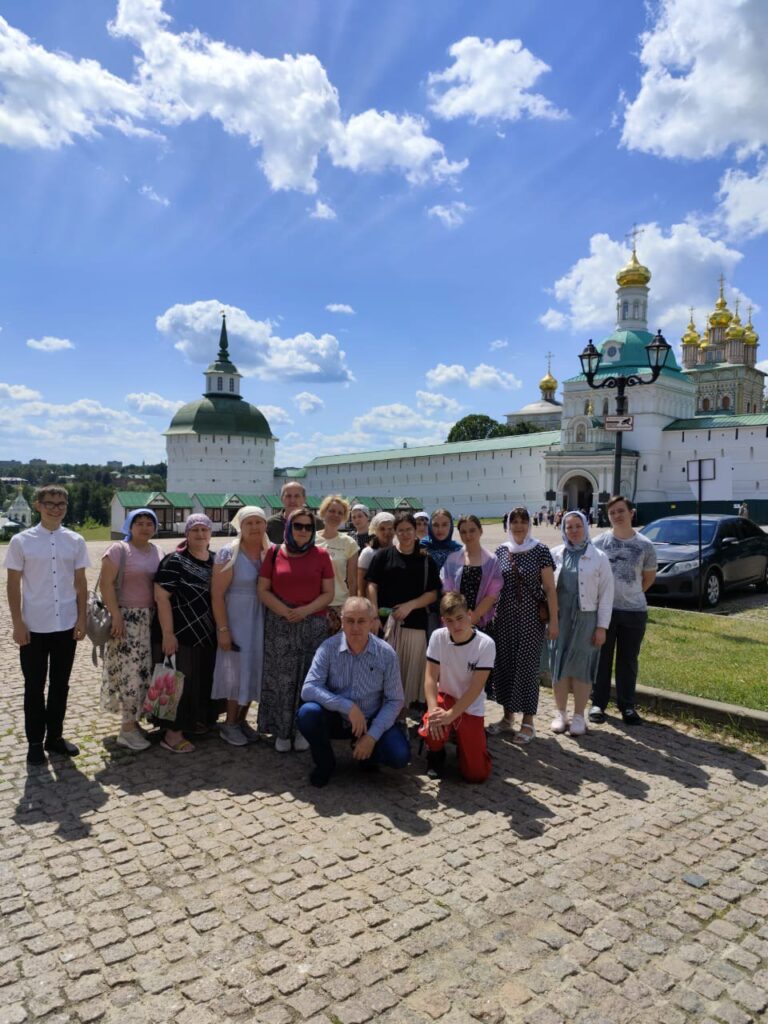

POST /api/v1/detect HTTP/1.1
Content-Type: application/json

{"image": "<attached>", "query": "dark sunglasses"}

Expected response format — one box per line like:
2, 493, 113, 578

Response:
292, 522, 313, 532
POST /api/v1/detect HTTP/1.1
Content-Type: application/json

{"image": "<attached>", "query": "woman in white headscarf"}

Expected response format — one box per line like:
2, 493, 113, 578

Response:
486, 507, 558, 744
211, 506, 272, 746
549, 511, 613, 736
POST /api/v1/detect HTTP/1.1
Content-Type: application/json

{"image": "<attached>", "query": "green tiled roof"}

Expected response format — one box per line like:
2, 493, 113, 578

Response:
304, 496, 322, 509
664, 414, 768, 431
163, 492, 195, 507
115, 491, 155, 506
193, 493, 229, 506
350, 497, 384, 509
306, 430, 561, 468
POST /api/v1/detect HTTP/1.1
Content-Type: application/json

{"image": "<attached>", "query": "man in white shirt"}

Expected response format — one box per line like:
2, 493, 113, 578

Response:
5, 486, 89, 764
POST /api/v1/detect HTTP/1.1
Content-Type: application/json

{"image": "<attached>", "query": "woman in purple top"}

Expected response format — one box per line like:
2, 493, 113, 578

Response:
100, 508, 162, 751
440, 515, 503, 630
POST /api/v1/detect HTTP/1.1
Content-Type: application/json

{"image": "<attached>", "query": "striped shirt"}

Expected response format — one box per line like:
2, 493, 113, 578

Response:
301, 632, 404, 740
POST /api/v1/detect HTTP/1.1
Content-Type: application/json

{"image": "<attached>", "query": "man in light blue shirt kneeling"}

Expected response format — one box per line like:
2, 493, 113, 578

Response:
297, 597, 410, 787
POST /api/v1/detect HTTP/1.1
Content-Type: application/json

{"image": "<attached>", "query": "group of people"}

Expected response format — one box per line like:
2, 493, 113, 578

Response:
5, 481, 657, 787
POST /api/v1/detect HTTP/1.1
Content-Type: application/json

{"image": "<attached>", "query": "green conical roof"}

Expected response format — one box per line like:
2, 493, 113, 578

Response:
206, 315, 241, 376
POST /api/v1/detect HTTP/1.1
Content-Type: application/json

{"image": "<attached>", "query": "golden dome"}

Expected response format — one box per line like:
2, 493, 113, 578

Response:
539, 371, 558, 391
681, 313, 700, 346
616, 247, 651, 288
725, 301, 745, 341
708, 277, 732, 329
744, 306, 759, 346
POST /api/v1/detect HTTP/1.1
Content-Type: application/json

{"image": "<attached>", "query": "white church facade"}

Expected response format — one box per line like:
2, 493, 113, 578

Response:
111, 250, 767, 534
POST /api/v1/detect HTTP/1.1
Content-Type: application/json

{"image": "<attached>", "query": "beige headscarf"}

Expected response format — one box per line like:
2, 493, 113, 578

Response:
221, 505, 270, 570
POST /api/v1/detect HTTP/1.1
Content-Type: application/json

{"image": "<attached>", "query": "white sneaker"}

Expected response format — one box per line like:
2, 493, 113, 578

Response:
293, 733, 310, 752
220, 723, 248, 747
116, 729, 150, 751
274, 737, 292, 753
569, 714, 587, 736
550, 711, 569, 734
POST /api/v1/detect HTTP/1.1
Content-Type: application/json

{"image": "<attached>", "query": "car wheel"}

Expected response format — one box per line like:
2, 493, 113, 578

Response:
756, 560, 768, 594
703, 568, 722, 607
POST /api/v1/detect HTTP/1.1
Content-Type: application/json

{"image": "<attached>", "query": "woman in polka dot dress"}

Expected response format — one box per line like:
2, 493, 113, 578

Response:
487, 508, 559, 744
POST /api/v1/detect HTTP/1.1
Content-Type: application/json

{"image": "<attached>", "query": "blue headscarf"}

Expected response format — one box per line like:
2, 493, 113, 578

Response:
121, 507, 158, 541
561, 510, 590, 551
421, 510, 462, 570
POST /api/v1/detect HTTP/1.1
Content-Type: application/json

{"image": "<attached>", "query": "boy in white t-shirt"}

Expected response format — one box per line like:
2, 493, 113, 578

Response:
418, 592, 495, 782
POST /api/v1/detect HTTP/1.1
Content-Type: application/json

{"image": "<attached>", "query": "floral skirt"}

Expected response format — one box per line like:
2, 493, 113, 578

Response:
100, 607, 153, 720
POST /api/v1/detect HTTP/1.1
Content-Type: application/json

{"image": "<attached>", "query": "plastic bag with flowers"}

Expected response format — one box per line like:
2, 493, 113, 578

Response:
143, 656, 185, 721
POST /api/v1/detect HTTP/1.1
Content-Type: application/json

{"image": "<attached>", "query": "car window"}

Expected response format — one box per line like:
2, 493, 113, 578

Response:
717, 521, 740, 542
643, 519, 716, 545
738, 520, 763, 539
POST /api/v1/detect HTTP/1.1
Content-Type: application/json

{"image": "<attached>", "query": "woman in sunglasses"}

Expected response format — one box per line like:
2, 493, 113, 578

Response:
257, 507, 334, 751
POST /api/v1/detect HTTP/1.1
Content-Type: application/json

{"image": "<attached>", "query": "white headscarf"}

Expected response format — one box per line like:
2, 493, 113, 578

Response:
505, 509, 541, 554
222, 505, 269, 570
368, 511, 395, 535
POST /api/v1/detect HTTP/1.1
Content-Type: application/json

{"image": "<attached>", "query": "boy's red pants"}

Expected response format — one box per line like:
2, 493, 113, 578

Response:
418, 692, 491, 783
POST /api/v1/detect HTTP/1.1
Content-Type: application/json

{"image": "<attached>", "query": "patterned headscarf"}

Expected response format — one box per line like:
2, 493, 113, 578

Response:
177, 513, 213, 551
284, 507, 316, 554
121, 507, 158, 541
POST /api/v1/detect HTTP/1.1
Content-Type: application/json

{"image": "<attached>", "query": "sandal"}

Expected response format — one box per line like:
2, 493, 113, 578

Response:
513, 722, 536, 745
487, 718, 515, 735
160, 738, 195, 754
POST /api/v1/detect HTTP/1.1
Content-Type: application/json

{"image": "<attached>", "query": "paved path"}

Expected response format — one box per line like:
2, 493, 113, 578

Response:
1, 549, 768, 1024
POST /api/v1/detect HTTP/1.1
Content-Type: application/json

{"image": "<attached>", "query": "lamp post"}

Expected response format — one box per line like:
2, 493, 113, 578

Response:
579, 330, 671, 497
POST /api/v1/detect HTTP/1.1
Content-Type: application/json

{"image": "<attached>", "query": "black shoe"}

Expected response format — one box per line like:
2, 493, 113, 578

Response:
621, 707, 642, 726
44, 737, 80, 756
588, 706, 606, 724
426, 749, 446, 780
309, 767, 332, 788
27, 743, 46, 765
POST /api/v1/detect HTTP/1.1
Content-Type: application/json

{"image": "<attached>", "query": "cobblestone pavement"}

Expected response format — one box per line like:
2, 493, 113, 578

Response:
2, 550, 768, 1024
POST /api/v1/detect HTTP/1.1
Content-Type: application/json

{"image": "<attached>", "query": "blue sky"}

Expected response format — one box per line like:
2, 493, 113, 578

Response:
2, 0, 767, 466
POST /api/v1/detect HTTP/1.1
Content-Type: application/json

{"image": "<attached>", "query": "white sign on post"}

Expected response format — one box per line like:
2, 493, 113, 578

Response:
604, 415, 634, 431
686, 458, 733, 501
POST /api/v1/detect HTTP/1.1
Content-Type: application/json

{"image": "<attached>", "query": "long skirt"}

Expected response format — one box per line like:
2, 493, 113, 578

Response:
100, 607, 153, 720
149, 642, 217, 733
258, 612, 328, 740
385, 620, 427, 705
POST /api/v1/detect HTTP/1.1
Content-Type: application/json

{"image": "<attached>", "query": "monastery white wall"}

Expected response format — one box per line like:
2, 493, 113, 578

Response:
166, 434, 276, 494
303, 441, 559, 517
658, 424, 768, 504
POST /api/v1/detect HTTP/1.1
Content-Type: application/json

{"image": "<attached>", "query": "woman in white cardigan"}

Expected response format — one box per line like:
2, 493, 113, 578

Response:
549, 511, 614, 736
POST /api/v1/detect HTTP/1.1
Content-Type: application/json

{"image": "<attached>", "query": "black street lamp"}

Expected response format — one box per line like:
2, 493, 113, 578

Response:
578, 329, 671, 497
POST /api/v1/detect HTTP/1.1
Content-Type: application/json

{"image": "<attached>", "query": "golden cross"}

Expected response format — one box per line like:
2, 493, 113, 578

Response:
625, 223, 644, 252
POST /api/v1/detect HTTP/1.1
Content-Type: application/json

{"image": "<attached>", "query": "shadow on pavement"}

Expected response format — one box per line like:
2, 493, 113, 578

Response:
13, 757, 108, 839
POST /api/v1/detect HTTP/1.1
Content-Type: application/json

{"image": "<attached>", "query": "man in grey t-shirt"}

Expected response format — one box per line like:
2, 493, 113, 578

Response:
590, 496, 657, 725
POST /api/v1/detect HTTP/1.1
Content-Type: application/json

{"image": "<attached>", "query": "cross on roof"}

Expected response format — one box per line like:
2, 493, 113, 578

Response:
625, 223, 644, 252
545, 351, 554, 374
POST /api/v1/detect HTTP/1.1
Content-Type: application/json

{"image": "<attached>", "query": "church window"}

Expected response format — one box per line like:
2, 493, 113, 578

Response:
583, 400, 590, 414
722, 395, 730, 410
702, 398, 710, 411
632, 301, 639, 319
229, 379, 235, 392
602, 399, 609, 417
622, 301, 629, 319
576, 424, 586, 442
217, 377, 223, 391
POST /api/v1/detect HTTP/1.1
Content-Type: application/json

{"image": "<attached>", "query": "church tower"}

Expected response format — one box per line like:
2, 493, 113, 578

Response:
165, 315, 276, 494
614, 237, 650, 331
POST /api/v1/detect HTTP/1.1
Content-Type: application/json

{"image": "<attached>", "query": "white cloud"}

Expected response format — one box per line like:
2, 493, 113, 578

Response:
756, 359, 768, 374
26, 336, 75, 352
428, 36, 567, 123
156, 299, 354, 383
621, 0, 768, 160
294, 391, 324, 415
425, 362, 522, 390
325, 303, 355, 314
259, 404, 293, 426
427, 201, 471, 228
716, 164, 768, 239
0, 2, 466, 193
416, 391, 462, 415
0, 13, 147, 149
0, 382, 41, 401
139, 184, 169, 206
489, 338, 508, 351
541, 221, 755, 335
539, 308, 568, 331
125, 391, 183, 414
327, 109, 466, 185
309, 200, 336, 220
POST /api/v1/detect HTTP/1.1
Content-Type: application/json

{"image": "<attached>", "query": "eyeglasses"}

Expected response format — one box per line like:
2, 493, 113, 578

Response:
292, 523, 313, 532
41, 501, 68, 511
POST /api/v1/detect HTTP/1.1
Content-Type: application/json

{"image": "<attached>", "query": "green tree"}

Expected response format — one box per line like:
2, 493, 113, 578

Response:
446, 414, 503, 442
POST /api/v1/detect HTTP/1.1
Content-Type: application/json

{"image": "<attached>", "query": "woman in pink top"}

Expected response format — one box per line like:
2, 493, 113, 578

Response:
100, 509, 162, 751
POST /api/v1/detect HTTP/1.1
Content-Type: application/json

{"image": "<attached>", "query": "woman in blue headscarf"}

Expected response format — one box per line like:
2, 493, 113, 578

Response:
100, 508, 162, 751
257, 507, 334, 752
549, 511, 613, 737
420, 508, 462, 572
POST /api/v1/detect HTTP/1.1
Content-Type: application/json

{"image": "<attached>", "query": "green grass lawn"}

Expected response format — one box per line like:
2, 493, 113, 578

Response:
640, 606, 768, 711
78, 525, 112, 541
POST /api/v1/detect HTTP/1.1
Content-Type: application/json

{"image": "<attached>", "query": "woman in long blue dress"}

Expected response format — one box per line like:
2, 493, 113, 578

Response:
549, 511, 613, 736
211, 506, 271, 746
